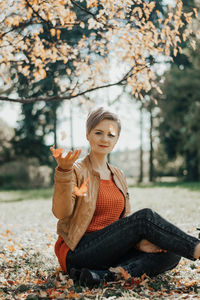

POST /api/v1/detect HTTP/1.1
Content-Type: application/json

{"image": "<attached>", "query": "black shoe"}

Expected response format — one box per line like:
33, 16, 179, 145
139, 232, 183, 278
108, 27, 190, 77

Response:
69, 268, 81, 282
79, 268, 101, 288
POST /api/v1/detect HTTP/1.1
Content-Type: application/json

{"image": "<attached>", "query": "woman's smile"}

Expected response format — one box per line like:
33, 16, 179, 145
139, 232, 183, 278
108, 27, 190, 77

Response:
98, 145, 109, 148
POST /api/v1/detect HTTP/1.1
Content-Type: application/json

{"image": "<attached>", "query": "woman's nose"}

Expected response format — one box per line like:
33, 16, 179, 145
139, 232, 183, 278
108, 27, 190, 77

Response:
100, 134, 108, 142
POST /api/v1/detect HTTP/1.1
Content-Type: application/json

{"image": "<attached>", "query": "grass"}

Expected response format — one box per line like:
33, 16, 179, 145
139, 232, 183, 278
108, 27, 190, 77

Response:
0, 187, 53, 202
129, 181, 200, 191
1, 181, 200, 202
0, 184, 200, 299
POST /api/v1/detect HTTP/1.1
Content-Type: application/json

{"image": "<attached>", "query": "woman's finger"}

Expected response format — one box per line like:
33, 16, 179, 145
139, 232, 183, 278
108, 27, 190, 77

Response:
73, 149, 81, 160
68, 149, 81, 161
65, 150, 73, 159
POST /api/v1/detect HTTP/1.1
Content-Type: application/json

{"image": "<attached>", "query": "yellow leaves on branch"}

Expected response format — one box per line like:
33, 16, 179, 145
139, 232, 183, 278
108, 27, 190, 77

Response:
26, 7, 33, 19
184, 12, 193, 24
0, 0, 197, 96
193, 8, 198, 18
50, 28, 56, 37
50, 28, 61, 38
33, 67, 47, 81
87, 0, 98, 9
66, 68, 71, 76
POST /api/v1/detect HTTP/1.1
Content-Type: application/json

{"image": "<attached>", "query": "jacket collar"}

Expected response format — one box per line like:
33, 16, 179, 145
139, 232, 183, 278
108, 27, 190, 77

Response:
83, 154, 115, 176
82, 154, 126, 199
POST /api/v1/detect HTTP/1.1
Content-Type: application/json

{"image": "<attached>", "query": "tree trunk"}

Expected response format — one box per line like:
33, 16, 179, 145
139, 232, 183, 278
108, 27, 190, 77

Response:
149, 106, 154, 182
138, 103, 144, 183
53, 107, 57, 148
70, 102, 74, 151
185, 151, 199, 181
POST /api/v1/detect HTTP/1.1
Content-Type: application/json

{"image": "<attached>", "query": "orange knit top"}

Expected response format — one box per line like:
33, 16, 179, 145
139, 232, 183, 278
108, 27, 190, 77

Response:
54, 177, 125, 273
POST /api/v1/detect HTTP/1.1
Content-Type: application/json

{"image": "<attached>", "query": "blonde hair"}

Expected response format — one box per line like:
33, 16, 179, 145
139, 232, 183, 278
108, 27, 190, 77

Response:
86, 107, 121, 135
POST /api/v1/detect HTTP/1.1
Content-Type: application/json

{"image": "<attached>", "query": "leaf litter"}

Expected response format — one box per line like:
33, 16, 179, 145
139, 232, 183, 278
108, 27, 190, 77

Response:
0, 192, 200, 299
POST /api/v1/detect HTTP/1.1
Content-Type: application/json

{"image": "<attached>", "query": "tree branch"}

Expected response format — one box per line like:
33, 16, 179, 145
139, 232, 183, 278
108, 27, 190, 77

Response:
0, 65, 147, 104
0, 20, 36, 39
25, 0, 50, 26
70, 0, 116, 29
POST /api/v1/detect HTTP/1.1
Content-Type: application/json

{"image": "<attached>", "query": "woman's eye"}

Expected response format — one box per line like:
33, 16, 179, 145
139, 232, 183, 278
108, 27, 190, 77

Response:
108, 134, 115, 137
95, 132, 101, 135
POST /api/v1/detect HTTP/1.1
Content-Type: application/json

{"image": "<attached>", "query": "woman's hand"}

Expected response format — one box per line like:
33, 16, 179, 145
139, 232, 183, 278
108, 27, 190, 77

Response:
136, 239, 167, 253
50, 145, 81, 170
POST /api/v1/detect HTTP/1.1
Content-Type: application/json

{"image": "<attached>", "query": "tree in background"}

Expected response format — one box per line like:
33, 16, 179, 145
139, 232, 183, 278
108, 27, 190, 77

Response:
155, 0, 200, 180
0, 0, 196, 104
10, 0, 98, 164
0, 0, 198, 177
0, 119, 14, 165
157, 50, 200, 180
154, 0, 200, 181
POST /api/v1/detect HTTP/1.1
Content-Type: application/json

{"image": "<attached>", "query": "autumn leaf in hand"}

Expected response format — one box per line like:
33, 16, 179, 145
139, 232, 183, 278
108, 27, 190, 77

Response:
74, 177, 89, 197
53, 148, 63, 158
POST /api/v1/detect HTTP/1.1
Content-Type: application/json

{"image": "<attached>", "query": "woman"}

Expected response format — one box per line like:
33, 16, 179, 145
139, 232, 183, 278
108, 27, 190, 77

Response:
51, 107, 200, 288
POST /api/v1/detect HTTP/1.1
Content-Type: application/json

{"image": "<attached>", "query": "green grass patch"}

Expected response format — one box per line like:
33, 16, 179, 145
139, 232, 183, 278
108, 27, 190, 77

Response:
0, 188, 53, 202
129, 181, 200, 191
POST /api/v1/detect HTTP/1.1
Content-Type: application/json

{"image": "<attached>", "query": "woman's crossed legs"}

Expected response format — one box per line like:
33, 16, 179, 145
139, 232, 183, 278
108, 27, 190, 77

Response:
67, 208, 199, 278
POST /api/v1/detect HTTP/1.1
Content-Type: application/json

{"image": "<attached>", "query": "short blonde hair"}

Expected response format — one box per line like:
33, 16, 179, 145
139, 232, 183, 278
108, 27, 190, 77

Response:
86, 107, 121, 135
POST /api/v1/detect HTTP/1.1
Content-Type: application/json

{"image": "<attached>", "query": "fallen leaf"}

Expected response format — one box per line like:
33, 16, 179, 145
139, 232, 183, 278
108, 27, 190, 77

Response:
109, 266, 131, 280
109, 124, 117, 137
74, 177, 89, 197
8, 245, 15, 252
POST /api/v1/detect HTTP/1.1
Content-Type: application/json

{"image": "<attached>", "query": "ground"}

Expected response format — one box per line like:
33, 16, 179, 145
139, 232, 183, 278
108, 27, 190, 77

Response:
0, 183, 200, 299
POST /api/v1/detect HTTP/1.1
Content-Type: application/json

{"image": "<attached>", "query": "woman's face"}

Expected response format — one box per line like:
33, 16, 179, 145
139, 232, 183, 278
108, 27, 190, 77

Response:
86, 119, 119, 155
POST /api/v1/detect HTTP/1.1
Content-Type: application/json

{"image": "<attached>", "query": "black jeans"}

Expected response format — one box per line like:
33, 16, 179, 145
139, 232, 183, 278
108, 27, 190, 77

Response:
66, 208, 199, 277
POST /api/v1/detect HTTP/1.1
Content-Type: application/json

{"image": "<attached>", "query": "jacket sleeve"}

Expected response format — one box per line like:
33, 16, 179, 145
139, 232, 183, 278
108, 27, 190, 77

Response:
52, 166, 78, 219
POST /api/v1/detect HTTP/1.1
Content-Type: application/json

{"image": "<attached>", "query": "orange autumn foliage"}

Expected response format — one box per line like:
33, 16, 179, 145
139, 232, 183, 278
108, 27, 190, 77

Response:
8, 245, 15, 252
74, 177, 89, 197
0, 0, 198, 103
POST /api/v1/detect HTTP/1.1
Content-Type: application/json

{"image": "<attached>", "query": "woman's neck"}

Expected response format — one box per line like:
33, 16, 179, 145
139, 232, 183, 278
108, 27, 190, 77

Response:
89, 151, 108, 170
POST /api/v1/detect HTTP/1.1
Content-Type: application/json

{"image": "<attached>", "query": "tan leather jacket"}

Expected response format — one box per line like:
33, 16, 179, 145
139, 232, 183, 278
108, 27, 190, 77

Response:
52, 154, 131, 251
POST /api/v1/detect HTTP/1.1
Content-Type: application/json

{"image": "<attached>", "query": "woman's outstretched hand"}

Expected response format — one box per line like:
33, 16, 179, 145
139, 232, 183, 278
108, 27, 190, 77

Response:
50, 145, 81, 170
136, 239, 167, 253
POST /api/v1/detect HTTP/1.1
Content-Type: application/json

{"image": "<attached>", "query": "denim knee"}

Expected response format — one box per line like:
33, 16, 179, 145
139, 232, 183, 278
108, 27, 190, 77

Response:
131, 208, 155, 221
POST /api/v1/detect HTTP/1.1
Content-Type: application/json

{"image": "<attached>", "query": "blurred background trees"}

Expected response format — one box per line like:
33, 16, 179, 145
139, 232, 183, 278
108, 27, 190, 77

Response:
156, 44, 200, 181
154, 0, 200, 181
0, 0, 199, 188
